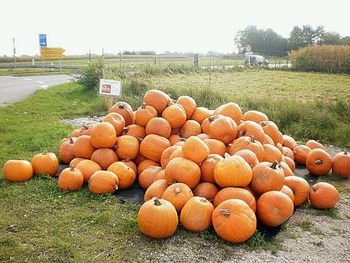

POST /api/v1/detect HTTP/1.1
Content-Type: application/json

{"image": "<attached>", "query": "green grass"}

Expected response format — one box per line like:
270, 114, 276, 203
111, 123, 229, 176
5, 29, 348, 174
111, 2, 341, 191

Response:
295, 220, 314, 231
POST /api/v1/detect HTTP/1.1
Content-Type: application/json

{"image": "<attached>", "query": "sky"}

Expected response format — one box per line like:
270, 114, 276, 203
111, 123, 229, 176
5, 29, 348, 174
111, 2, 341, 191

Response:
1, 0, 350, 56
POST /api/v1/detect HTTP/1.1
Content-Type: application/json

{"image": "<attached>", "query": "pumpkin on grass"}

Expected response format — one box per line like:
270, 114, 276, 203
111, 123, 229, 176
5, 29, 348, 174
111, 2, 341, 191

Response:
107, 161, 136, 189
193, 182, 219, 202
144, 179, 169, 202
214, 154, 252, 188
88, 171, 119, 194
213, 187, 256, 212
75, 160, 101, 183
182, 136, 210, 164
250, 162, 285, 194
31, 151, 59, 176
180, 197, 214, 231
91, 148, 118, 170
74, 135, 95, 159
90, 122, 117, 148
3, 160, 33, 182
257, 191, 294, 227
306, 149, 332, 176
284, 176, 310, 206
138, 198, 178, 238
162, 183, 194, 212
58, 167, 84, 191
59, 137, 75, 164
332, 151, 350, 178
212, 199, 256, 243
309, 182, 339, 209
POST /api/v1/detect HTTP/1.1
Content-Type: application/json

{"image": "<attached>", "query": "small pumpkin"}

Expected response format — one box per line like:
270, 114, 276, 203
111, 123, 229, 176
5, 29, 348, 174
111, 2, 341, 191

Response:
180, 197, 214, 231
160, 145, 181, 168
332, 151, 350, 178
284, 156, 296, 172
237, 121, 265, 143
69, 157, 86, 168
102, 112, 125, 136
260, 121, 280, 145
284, 176, 310, 206
309, 182, 339, 209
110, 101, 134, 126
73, 135, 96, 159
177, 96, 196, 119
144, 179, 169, 202
90, 122, 117, 148
123, 124, 146, 139
140, 134, 171, 162
162, 183, 194, 213
139, 166, 163, 189
280, 185, 295, 203
207, 115, 238, 144
279, 162, 294, 177
134, 104, 157, 127
59, 137, 75, 164
262, 144, 283, 163
214, 154, 252, 188
169, 134, 181, 145
145, 117, 172, 138
306, 139, 325, 150
293, 145, 311, 165
228, 136, 264, 162
282, 146, 294, 160
200, 154, 224, 183
107, 161, 136, 189
242, 110, 268, 123
79, 125, 94, 136
212, 199, 256, 243
213, 187, 257, 212
137, 159, 160, 175
233, 149, 259, 168
115, 135, 140, 160
203, 139, 226, 157
257, 191, 294, 227
31, 151, 59, 176
137, 198, 178, 238
143, 89, 171, 114
58, 167, 84, 191
214, 102, 242, 124
162, 104, 187, 128
180, 120, 202, 138
193, 182, 219, 202
91, 148, 119, 170
88, 171, 119, 194
182, 136, 210, 164
190, 107, 212, 124
282, 135, 297, 150
153, 169, 166, 182
3, 160, 33, 182
75, 160, 101, 183
263, 134, 275, 145
306, 149, 332, 176
121, 159, 137, 174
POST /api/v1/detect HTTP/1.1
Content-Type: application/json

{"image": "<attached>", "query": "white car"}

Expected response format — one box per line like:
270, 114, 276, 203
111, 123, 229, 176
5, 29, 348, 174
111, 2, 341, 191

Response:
245, 55, 269, 66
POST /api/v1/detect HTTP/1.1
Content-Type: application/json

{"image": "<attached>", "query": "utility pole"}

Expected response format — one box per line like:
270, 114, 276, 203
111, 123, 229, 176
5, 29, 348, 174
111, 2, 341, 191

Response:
13, 38, 16, 71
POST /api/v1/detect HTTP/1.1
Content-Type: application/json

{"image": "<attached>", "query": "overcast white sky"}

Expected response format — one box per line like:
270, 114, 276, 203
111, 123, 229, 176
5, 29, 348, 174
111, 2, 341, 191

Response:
1, 0, 350, 56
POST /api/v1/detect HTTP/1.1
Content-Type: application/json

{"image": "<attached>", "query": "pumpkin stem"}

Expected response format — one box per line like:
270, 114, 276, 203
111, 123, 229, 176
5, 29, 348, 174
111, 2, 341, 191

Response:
271, 161, 278, 169
118, 103, 125, 109
200, 198, 207, 203
208, 116, 215, 123
69, 137, 74, 144
141, 103, 146, 109
343, 150, 348, 155
123, 127, 128, 133
69, 167, 75, 171
124, 158, 131, 162
239, 129, 246, 136
112, 144, 118, 151
250, 136, 255, 142
174, 187, 181, 194
260, 121, 267, 127
82, 125, 89, 129
153, 198, 161, 206
219, 209, 231, 217
43, 150, 48, 155
314, 159, 323, 165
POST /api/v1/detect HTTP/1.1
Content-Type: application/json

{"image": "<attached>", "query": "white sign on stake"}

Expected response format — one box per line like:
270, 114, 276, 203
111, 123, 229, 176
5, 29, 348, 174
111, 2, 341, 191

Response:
99, 79, 122, 97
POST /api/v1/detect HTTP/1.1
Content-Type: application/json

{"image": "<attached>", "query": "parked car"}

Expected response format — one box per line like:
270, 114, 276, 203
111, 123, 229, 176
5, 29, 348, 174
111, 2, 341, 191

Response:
244, 55, 269, 66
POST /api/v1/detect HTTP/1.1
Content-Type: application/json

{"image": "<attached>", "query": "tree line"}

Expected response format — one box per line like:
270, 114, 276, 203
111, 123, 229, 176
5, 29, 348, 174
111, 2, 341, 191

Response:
234, 25, 350, 56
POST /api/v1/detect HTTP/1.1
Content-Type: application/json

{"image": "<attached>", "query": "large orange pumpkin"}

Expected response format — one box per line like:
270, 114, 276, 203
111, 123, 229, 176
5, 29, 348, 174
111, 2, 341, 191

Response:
242, 110, 268, 123
162, 183, 194, 212
212, 199, 256, 243
144, 179, 169, 202
306, 149, 332, 176
306, 139, 325, 150
257, 191, 294, 227
102, 112, 125, 136
162, 104, 187, 128
182, 136, 210, 164
177, 96, 196, 119
193, 182, 219, 202
3, 160, 33, 182
91, 148, 118, 170
250, 162, 285, 194
115, 135, 139, 160
214, 154, 252, 188
145, 117, 171, 138
74, 135, 96, 159
139, 166, 163, 189
123, 124, 146, 140
180, 120, 202, 138
284, 176, 310, 206
207, 115, 238, 144
332, 151, 350, 178
143, 89, 171, 114
107, 161, 136, 189
137, 198, 178, 238
200, 154, 224, 183
110, 101, 134, 126
59, 137, 75, 164
228, 136, 264, 162
165, 157, 201, 189
90, 122, 117, 148
260, 121, 280, 145
190, 107, 212, 124
203, 139, 226, 157
237, 121, 265, 143
88, 171, 119, 194
140, 134, 171, 162
233, 149, 259, 168
214, 102, 242, 124
134, 104, 157, 127
309, 182, 339, 209
180, 197, 214, 231
58, 167, 84, 191
31, 151, 59, 177
293, 145, 311, 165
75, 160, 101, 183
213, 187, 256, 212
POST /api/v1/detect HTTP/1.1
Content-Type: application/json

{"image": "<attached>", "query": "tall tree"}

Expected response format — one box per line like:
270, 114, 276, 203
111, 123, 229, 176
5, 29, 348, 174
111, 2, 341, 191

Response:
289, 25, 325, 50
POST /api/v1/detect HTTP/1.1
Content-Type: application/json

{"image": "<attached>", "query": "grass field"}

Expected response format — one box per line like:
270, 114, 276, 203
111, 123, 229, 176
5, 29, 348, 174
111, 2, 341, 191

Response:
0, 70, 349, 262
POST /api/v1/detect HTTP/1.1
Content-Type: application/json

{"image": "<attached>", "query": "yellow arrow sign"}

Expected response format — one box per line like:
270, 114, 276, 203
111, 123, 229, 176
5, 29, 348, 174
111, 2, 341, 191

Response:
40, 54, 65, 60
40, 47, 65, 54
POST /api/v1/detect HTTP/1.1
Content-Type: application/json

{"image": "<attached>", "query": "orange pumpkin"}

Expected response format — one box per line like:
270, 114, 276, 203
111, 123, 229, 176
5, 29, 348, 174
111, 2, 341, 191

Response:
284, 176, 310, 206
213, 187, 256, 212
284, 156, 296, 172
332, 151, 350, 178
143, 89, 171, 114
207, 115, 238, 144
203, 139, 226, 157
162, 183, 194, 212
165, 157, 201, 189
214, 102, 242, 124
139, 166, 163, 189
70, 128, 81, 137
115, 135, 139, 160
200, 154, 224, 183
123, 124, 146, 139
182, 136, 210, 164
257, 191, 294, 227
140, 134, 171, 162
31, 151, 59, 176
180, 120, 202, 138
309, 182, 339, 209
78, 125, 93, 136
262, 144, 283, 163
134, 104, 157, 127
107, 161, 136, 189
242, 110, 268, 123
137, 198, 178, 238
69, 157, 86, 168
214, 154, 252, 188
74, 135, 96, 159
306, 149, 332, 176
144, 179, 169, 202
282, 135, 297, 150
191, 107, 212, 124
263, 134, 275, 145
145, 117, 171, 138
153, 169, 166, 182
88, 171, 119, 194
180, 197, 214, 231
237, 121, 265, 143
260, 121, 280, 145
3, 160, 33, 182
91, 148, 118, 170
279, 162, 294, 177
177, 96, 196, 119
228, 136, 264, 162
102, 112, 125, 136
193, 182, 219, 202
212, 199, 256, 243
90, 122, 117, 148
169, 134, 181, 145
110, 101, 134, 126
137, 159, 160, 175
250, 162, 285, 194
59, 137, 75, 164
160, 145, 181, 168
75, 160, 101, 183
58, 167, 84, 191
306, 139, 325, 150
280, 185, 295, 203
234, 149, 259, 168
293, 145, 311, 165
162, 104, 187, 128
282, 146, 294, 160
121, 159, 137, 174
197, 133, 210, 140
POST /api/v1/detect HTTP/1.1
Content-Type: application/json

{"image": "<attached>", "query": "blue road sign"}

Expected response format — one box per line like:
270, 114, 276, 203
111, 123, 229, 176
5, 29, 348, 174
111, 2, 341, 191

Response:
39, 34, 47, 47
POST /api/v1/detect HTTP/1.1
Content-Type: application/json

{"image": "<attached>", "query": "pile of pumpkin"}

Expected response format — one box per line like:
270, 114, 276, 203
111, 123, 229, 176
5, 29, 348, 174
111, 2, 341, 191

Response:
3, 89, 350, 243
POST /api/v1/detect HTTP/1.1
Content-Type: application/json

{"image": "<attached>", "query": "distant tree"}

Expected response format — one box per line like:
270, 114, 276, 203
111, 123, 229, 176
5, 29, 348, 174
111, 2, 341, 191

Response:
339, 36, 350, 45
289, 25, 325, 50
320, 32, 341, 45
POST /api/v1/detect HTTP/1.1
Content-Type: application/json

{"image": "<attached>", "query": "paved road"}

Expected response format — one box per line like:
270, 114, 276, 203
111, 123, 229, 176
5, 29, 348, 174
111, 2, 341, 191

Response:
0, 74, 73, 106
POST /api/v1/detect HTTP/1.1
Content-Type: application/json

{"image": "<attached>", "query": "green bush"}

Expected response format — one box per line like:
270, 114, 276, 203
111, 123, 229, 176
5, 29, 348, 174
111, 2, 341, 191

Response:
74, 61, 103, 89
290, 45, 350, 73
